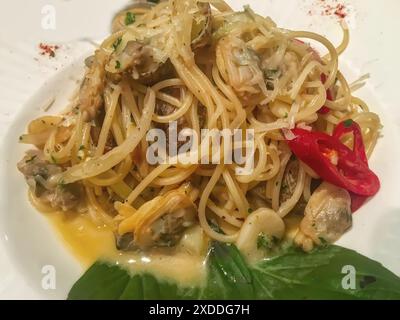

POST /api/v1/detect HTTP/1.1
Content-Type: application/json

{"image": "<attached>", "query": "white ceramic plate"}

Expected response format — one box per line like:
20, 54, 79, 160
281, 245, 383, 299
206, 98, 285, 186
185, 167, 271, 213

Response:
1, 0, 400, 300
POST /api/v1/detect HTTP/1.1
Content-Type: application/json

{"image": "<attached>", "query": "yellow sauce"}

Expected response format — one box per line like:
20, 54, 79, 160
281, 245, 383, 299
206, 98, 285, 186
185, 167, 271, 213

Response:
31, 193, 301, 288
42, 207, 207, 286
45, 212, 117, 267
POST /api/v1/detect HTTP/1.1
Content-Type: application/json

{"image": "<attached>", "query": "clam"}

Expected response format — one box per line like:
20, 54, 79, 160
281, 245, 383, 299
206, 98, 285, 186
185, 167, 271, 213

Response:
295, 182, 352, 251
17, 150, 82, 211
108, 1, 211, 85
107, 39, 174, 85
280, 159, 306, 214
117, 189, 197, 250
79, 49, 108, 120
216, 35, 268, 103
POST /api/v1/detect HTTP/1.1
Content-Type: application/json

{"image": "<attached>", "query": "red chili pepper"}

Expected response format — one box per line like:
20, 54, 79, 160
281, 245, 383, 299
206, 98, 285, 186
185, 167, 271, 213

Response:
333, 119, 371, 211
333, 119, 368, 164
286, 120, 380, 212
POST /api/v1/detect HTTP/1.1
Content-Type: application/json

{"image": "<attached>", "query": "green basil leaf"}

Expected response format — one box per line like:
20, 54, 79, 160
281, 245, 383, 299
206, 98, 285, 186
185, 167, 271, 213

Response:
68, 243, 400, 300
258, 246, 400, 300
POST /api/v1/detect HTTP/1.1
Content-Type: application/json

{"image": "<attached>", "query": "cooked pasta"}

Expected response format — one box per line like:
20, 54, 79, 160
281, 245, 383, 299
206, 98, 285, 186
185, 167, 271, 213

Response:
17, 0, 381, 259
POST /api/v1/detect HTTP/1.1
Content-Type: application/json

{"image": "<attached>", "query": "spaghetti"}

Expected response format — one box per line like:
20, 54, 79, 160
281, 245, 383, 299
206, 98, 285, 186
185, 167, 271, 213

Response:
17, 0, 381, 258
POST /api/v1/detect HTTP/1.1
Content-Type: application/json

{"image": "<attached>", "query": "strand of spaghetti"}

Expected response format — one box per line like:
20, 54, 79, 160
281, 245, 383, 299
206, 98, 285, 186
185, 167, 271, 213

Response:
73, 112, 84, 161
212, 66, 236, 112
325, 71, 352, 111
287, 31, 339, 89
121, 80, 141, 125
131, 80, 182, 107
152, 165, 198, 186
235, 134, 268, 184
153, 91, 193, 123
258, 143, 281, 181
271, 152, 291, 212
111, 108, 125, 145
121, 94, 132, 134
79, 123, 91, 158
324, 20, 349, 59
249, 117, 289, 133
57, 88, 155, 184
198, 164, 239, 242
170, 56, 216, 124
151, 78, 185, 91
212, 64, 247, 129
207, 200, 244, 228
189, 99, 200, 137
95, 86, 121, 156
296, 82, 326, 121
89, 157, 132, 186
222, 169, 249, 217
290, 60, 325, 99
126, 163, 171, 205
190, 62, 228, 128
85, 185, 116, 227
47, 127, 77, 163
351, 96, 370, 112
351, 112, 381, 158
43, 130, 56, 161
51, 131, 78, 163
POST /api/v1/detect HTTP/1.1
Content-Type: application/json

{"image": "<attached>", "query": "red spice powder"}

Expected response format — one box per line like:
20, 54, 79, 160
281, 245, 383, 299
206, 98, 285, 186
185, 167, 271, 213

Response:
310, 0, 348, 19
39, 43, 60, 58
334, 4, 347, 19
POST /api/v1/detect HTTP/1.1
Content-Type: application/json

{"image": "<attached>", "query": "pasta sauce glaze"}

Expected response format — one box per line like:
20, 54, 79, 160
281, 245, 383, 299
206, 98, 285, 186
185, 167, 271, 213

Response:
31, 190, 303, 286
31, 193, 207, 287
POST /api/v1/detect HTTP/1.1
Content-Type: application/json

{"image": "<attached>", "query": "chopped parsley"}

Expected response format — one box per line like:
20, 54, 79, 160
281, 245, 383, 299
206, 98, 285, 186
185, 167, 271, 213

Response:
343, 119, 354, 128
266, 81, 274, 91
79, 145, 85, 151
51, 155, 57, 164
112, 37, 122, 51
148, 0, 160, 3
257, 233, 278, 251
115, 60, 121, 69
19, 135, 23, 141
284, 112, 288, 118
125, 12, 136, 26
264, 69, 280, 80
248, 208, 253, 214
58, 179, 66, 189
